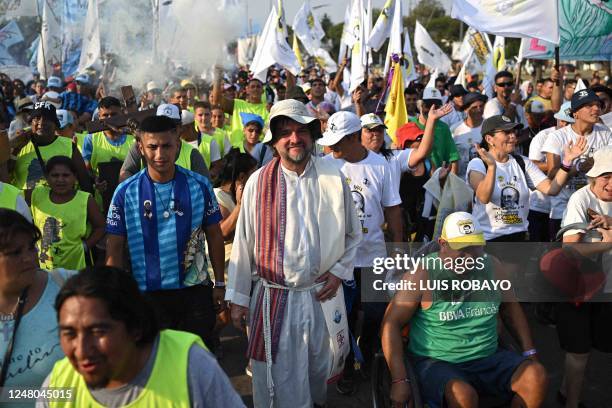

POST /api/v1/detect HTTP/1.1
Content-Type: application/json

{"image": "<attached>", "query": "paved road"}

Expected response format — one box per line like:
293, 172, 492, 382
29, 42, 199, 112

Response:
218, 304, 612, 407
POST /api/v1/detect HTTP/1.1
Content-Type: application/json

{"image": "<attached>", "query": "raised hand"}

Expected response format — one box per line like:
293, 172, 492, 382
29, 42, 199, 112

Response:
429, 103, 453, 120
474, 143, 496, 167
563, 135, 588, 164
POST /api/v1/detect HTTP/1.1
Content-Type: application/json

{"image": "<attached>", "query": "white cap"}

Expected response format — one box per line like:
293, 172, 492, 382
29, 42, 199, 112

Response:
586, 146, 612, 178
264, 99, 318, 143
317, 111, 362, 146
41, 91, 61, 109
156, 103, 181, 120
528, 100, 545, 114
422, 87, 443, 102
181, 109, 194, 125
146, 81, 161, 92
440, 211, 486, 251
56, 109, 74, 129
301, 82, 312, 94
360, 113, 386, 129
75, 73, 90, 84
553, 101, 575, 123
46, 76, 62, 89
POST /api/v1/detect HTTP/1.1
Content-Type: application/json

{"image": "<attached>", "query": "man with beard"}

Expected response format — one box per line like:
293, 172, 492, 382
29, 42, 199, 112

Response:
227, 99, 362, 407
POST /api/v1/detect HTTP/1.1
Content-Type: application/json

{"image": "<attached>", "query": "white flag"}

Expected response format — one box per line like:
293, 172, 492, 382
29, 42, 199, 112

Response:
338, 2, 351, 63
414, 21, 451, 73
0, 21, 24, 65
454, 49, 473, 89
383, 0, 402, 76
481, 53, 497, 99
314, 48, 337, 73
492, 35, 505, 71
348, 0, 366, 92
451, 0, 559, 44
37, 0, 62, 78
237, 35, 259, 66
250, 6, 300, 82
518, 37, 555, 60
0, 0, 38, 18
292, 0, 325, 55
402, 28, 418, 85
367, 0, 394, 52
77, 0, 100, 74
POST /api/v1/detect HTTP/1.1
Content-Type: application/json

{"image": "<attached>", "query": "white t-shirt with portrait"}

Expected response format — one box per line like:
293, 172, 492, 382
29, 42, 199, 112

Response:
527, 126, 557, 214
323, 151, 401, 267
452, 121, 482, 179
467, 155, 548, 240
541, 123, 612, 219
561, 185, 612, 292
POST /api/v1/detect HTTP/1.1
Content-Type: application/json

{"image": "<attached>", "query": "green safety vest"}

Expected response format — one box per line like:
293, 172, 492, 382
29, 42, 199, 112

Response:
88, 132, 135, 173
74, 132, 87, 152
407, 253, 500, 363
229, 99, 269, 148
198, 133, 215, 168
49, 330, 203, 408
0, 182, 21, 210
11, 137, 73, 190
31, 186, 90, 270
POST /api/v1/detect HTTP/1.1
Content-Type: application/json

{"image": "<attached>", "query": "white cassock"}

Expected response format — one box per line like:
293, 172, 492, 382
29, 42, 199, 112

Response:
226, 156, 362, 408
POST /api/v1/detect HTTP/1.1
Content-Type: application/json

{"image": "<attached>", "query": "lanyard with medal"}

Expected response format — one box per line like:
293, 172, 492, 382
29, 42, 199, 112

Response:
144, 181, 184, 219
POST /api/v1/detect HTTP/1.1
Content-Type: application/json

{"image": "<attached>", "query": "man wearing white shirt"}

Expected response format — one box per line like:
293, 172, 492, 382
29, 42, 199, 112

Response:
452, 92, 487, 179
484, 71, 528, 127
227, 100, 361, 408
318, 111, 403, 394
441, 84, 467, 129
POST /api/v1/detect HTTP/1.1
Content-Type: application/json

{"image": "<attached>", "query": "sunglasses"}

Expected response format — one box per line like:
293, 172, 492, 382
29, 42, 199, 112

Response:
495, 82, 513, 88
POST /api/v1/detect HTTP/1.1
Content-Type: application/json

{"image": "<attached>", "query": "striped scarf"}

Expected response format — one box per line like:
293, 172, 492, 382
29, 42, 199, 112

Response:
247, 157, 288, 362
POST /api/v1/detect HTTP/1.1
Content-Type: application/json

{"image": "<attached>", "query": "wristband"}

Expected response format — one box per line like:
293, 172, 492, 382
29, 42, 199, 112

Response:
214, 281, 226, 288
391, 378, 410, 385
560, 163, 572, 173
522, 348, 537, 357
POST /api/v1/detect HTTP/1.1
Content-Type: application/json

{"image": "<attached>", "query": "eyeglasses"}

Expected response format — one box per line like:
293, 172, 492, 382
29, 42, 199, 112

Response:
495, 82, 513, 88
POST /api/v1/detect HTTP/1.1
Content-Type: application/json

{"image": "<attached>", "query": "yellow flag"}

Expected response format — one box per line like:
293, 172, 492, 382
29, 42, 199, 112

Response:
293, 33, 305, 69
384, 62, 407, 144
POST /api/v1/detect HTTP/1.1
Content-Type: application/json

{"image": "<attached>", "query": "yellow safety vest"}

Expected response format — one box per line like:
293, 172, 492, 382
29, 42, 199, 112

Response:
0, 182, 21, 210
198, 133, 215, 168
89, 132, 135, 173
49, 330, 203, 408
11, 137, 73, 190
230, 99, 269, 148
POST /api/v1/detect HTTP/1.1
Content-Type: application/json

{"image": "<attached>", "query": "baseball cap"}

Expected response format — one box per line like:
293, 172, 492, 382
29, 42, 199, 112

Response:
440, 211, 486, 251
480, 115, 523, 137
527, 100, 545, 114
422, 87, 443, 103
41, 91, 62, 109
317, 111, 362, 146
553, 101, 575, 123
181, 109, 195, 125
264, 99, 318, 143
15, 97, 34, 113
156, 103, 181, 121
180, 79, 196, 89
585, 146, 612, 178
571, 89, 602, 112
396, 122, 424, 147
56, 109, 74, 129
29, 101, 61, 127
360, 113, 387, 130
240, 112, 264, 128
75, 73, 89, 84
460, 92, 488, 111
146, 81, 161, 93
301, 82, 312, 94
449, 84, 468, 98
46, 76, 62, 89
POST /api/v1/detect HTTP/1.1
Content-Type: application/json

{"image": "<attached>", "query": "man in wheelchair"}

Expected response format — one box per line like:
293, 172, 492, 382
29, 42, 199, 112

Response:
381, 212, 548, 408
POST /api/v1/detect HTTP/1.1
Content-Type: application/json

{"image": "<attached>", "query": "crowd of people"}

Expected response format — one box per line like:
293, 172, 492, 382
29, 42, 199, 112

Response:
0, 58, 610, 408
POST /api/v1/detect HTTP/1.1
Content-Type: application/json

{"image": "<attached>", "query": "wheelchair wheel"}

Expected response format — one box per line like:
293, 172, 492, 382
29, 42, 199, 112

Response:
371, 351, 423, 408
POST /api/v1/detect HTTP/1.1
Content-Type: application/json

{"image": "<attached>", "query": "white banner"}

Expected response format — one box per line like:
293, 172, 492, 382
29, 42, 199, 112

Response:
414, 21, 451, 73
0, 0, 38, 19
348, 0, 366, 92
383, 0, 402, 76
367, 0, 394, 52
0, 21, 24, 65
292, 0, 325, 55
451, 0, 559, 44
250, 6, 300, 82
37, 0, 62, 78
77, 0, 100, 74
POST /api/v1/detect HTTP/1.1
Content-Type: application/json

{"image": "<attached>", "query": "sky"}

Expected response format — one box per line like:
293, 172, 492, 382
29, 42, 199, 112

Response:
241, 0, 452, 33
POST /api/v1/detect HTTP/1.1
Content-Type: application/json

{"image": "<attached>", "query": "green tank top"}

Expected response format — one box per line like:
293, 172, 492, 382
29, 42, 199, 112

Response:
11, 137, 73, 190
407, 253, 500, 363
89, 132, 135, 173
230, 99, 269, 148
198, 133, 215, 168
49, 330, 203, 408
31, 186, 90, 270
0, 182, 21, 210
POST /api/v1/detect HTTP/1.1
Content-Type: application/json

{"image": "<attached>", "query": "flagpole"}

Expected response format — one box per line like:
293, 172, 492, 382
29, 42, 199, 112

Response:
554, 46, 560, 86
38, 1, 48, 79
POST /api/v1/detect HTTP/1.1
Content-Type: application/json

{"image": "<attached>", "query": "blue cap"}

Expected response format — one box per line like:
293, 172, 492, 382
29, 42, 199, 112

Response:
240, 112, 264, 128
554, 101, 575, 123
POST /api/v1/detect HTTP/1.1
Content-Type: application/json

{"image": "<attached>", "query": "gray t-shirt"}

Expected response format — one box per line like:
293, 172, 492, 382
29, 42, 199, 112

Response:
120, 142, 210, 179
37, 336, 245, 408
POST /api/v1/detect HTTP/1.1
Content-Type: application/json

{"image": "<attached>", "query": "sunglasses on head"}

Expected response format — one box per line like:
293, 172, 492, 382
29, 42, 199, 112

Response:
496, 82, 513, 88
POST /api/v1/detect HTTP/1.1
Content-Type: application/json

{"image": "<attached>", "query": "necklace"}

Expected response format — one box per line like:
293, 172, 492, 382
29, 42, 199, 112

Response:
153, 181, 175, 219
0, 296, 21, 321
